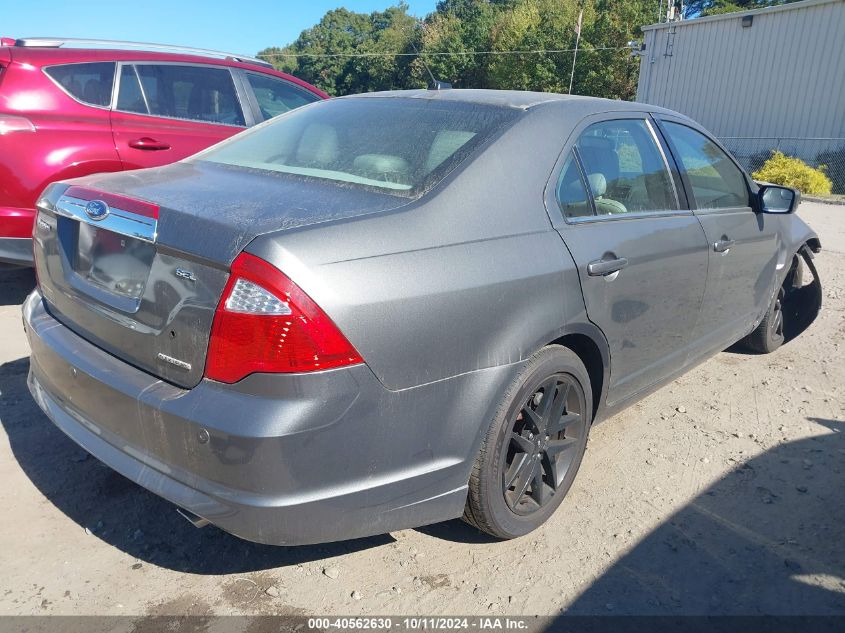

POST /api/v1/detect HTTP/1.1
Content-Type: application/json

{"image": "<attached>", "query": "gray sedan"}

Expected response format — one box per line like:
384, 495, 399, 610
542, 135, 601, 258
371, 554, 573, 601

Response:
24, 89, 821, 544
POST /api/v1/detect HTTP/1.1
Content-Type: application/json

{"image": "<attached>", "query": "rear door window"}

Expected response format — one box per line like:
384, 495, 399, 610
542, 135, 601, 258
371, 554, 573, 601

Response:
45, 62, 115, 107
116, 64, 245, 126
661, 121, 749, 209
246, 72, 320, 120
575, 119, 678, 216
116, 65, 146, 114
556, 151, 593, 219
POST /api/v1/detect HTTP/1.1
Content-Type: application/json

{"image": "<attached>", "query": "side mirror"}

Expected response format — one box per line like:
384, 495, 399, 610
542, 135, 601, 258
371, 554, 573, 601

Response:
757, 184, 800, 214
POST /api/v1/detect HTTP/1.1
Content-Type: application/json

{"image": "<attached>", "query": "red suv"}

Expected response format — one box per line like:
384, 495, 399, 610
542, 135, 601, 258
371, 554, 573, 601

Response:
0, 38, 327, 267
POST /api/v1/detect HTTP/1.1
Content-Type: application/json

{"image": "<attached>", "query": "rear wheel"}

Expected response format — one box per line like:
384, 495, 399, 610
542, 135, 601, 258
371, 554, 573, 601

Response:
463, 346, 592, 539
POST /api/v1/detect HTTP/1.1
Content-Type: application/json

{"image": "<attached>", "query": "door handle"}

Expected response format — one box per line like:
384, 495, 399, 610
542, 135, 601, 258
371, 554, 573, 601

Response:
713, 238, 735, 253
128, 137, 171, 151
587, 256, 629, 276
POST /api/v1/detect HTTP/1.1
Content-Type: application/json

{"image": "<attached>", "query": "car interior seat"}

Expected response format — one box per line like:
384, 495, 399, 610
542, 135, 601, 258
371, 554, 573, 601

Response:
83, 79, 108, 106
586, 173, 627, 215
295, 123, 340, 168
578, 136, 627, 214
425, 130, 476, 173
65, 79, 83, 101
579, 136, 619, 177
352, 154, 411, 184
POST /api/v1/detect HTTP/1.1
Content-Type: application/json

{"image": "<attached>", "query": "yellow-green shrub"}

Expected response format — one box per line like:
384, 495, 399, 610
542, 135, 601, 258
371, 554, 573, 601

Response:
752, 151, 833, 195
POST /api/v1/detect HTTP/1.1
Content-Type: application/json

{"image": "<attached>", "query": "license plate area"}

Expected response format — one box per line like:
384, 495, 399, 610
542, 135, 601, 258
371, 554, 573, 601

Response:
74, 223, 155, 300
53, 216, 149, 314
52, 188, 160, 314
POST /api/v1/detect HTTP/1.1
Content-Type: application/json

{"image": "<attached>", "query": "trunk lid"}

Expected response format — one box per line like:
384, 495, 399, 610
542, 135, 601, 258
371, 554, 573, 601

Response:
33, 161, 409, 388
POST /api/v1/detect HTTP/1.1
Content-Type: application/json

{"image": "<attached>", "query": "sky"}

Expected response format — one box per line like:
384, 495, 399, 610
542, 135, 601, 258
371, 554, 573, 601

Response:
5, 0, 438, 57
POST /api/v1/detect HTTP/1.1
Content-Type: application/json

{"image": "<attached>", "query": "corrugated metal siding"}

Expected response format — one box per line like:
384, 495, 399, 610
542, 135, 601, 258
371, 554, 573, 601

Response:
636, 0, 845, 138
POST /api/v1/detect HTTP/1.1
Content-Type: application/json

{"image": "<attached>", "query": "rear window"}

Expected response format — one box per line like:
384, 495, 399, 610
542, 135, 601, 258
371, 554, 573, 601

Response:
44, 62, 115, 107
196, 97, 517, 196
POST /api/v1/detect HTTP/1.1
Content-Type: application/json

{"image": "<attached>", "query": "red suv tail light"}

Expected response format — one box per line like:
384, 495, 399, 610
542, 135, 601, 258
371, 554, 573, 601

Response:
205, 253, 363, 383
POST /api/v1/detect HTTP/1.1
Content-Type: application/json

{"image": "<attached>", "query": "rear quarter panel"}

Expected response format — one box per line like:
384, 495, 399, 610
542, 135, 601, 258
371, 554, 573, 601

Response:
246, 105, 598, 392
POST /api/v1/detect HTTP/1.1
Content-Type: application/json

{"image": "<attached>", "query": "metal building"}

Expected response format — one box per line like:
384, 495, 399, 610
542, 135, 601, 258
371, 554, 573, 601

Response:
636, 0, 845, 191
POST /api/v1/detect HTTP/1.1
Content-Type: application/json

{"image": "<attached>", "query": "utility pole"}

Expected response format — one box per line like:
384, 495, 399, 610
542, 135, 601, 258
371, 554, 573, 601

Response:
569, 8, 582, 94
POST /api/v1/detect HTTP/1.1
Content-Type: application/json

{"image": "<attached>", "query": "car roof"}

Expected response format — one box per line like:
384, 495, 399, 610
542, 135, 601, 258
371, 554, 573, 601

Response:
340, 88, 684, 117
343, 88, 631, 109
3, 43, 327, 97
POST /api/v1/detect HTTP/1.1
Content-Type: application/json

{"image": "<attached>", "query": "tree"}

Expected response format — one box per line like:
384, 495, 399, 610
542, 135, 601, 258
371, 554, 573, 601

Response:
414, 0, 500, 88
343, 5, 418, 94
258, 4, 417, 96
260, 0, 659, 100
484, 0, 579, 92
575, 0, 654, 100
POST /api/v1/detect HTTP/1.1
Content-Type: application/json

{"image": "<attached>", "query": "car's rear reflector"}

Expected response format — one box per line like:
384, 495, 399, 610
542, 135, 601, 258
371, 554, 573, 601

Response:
205, 252, 363, 383
225, 278, 292, 315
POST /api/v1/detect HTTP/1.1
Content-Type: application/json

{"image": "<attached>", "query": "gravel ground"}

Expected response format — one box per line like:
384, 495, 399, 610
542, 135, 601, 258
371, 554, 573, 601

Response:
0, 202, 843, 618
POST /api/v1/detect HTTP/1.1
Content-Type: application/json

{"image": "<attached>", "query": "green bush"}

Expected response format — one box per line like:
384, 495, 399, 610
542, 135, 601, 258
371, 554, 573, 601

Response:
814, 148, 845, 194
752, 151, 833, 196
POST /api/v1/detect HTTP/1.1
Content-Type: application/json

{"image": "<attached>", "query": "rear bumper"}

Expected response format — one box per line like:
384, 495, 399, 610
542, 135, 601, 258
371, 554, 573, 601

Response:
0, 237, 33, 266
0, 194, 35, 266
22, 290, 497, 545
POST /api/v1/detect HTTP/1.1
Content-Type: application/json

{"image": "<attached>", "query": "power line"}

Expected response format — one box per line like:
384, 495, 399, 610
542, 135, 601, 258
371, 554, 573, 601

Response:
255, 46, 631, 60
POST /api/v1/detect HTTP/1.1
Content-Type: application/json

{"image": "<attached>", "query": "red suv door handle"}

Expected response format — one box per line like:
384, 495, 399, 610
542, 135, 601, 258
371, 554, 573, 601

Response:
128, 137, 170, 151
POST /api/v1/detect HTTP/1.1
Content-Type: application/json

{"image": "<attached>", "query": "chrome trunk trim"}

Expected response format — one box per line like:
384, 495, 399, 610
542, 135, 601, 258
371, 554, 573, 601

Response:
55, 195, 158, 243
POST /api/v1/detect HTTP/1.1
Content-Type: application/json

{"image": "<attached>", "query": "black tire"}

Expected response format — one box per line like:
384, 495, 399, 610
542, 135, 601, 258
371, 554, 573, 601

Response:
784, 256, 804, 293
463, 345, 592, 539
744, 287, 786, 354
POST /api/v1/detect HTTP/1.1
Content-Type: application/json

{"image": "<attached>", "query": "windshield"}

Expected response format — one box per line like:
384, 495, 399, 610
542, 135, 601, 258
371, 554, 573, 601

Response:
195, 97, 518, 196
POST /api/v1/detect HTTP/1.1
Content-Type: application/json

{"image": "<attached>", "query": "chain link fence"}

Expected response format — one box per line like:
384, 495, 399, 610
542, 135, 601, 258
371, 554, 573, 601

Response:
719, 137, 845, 194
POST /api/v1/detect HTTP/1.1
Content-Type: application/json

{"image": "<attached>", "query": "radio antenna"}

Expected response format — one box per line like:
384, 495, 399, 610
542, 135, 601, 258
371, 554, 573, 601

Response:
410, 25, 451, 90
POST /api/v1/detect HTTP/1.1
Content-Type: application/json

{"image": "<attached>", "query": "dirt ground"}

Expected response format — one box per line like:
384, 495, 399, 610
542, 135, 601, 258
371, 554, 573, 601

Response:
0, 201, 843, 618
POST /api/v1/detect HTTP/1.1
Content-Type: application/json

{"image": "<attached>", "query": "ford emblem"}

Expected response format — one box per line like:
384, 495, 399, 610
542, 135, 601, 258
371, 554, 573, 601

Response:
85, 199, 110, 221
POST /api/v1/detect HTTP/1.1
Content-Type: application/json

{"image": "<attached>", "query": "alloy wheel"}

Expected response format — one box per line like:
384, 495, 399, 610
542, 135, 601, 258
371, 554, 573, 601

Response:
500, 373, 586, 516
770, 289, 785, 344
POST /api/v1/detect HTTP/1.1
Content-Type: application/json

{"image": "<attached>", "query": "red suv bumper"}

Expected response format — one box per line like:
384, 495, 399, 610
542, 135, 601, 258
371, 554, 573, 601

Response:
0, 206, 35, 266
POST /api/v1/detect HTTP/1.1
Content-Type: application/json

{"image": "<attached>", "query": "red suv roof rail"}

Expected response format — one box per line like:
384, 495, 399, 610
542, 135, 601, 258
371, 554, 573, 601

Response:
14, 37, 273, 69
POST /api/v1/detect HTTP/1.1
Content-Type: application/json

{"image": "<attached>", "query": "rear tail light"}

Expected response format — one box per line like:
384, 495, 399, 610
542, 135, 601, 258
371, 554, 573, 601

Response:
0, 115, 35, 135
205, 252, 362, 383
